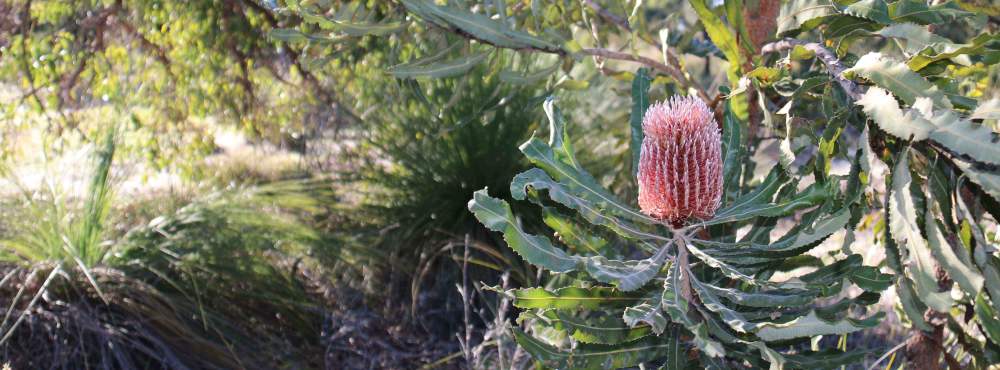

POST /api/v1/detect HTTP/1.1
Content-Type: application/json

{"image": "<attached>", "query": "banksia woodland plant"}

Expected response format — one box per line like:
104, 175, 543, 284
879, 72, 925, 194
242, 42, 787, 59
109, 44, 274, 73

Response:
469, 69, 890, 369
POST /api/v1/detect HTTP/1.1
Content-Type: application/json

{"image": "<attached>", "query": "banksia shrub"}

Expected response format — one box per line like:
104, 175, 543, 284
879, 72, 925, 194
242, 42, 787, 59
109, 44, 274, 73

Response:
637, 97, 722, 227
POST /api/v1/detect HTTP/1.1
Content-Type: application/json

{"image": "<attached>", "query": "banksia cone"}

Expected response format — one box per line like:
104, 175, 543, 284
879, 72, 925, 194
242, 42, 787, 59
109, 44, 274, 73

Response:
637, 96, 723, 227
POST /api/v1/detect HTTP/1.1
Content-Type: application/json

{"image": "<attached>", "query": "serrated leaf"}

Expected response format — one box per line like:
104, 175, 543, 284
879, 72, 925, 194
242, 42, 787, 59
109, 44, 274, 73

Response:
755, 310, 884, 341
846, 52, 952, 109
908, 33, 1000, 71
630, 68, 651, 179
623, 300, 668, 335
512, 328, 677, 370
929, 118, 1000, 167
856, 87, 936, 141
748, 341, 786, 370
520, 102, 660, 226
689, 276, 758, 333
662, 262, 727, 358
721, 104, 745, 202
389, 51, 490, 78
511, 286, 640, 310
875, 23, 958, 56
658, 326, 687, 370
784, 349, 872, 369
890, 0, 975, 25
954, 161, 1000, 202
542, 208, 608, 255
468, 190, 579, 272
845, 0, 891, 23
976, 292, 1000, 343
511, 168, 666, 241
889, 154, 953, 311
708, 283, 817, 310
776, 0, 839, 35
704, 175, 828, 226
926, 206, 984, 294
584, 246, 670, 291
686, 242, 759, 284
897, 275, 933, 331
555, 312, 653, 345
972, 98, 1000, 121
701, 207, 850, 262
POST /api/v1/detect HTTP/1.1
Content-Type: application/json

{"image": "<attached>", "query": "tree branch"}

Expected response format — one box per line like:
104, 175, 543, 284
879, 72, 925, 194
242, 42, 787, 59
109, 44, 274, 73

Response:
582, 0, 631, 32
579, 47, 711, 101
761, 38, 863, 100
579, 0, 710, 102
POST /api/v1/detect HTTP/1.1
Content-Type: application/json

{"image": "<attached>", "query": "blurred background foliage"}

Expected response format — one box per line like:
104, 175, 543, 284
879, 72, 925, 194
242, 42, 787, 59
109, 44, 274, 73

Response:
0, 0, 999, 368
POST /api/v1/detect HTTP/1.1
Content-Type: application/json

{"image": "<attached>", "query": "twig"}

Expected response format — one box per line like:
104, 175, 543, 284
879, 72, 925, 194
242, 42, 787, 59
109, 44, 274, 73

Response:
579, 0, 710, 102
866, 341, 908, 370
580, 48, 712, 102
761, 38, 863, 100
583, 0, 631, 32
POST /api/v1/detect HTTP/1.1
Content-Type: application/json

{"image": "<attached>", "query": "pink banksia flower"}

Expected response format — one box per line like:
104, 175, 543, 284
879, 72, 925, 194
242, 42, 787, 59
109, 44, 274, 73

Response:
637, 96, 723, 227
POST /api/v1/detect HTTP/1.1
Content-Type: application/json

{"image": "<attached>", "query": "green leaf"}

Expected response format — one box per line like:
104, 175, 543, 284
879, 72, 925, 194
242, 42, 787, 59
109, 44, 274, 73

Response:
584, 246, 670, 291
499, 62, 560, 84
976, 292, 1000, 343
748, 341, 786, 370
954, 161, 1000, 202
388, 51, 490, 79
897, 275, 933, 331
542, 208, 609, 255
776, 0, 839, 35
784, 349, 872, 369
689, 276, 758, 333
907, 33, 1000, 71
844, 0, 891, 23
701, 207, 850, 262
929, 118, 1000, 167
401, 0, 562, 52
689, 0, 743, 78
704, 174, 829, 226
845, 52, 952, 109
755, 310, 884, 341
512, 328, 678, 370
298, 10, 407, 36
856, 87, 937, 141
972, 97, 1000, 121
926, 206, 984, 294
848, 266, 894, 292
623, 299, 668, 335
658, 326, 688, 370
630, 68, 652, 179
269, 28, 308, 43
520, 102, 659, 226
686, 242, 759, 284
699, 282, 817, 308
661, 262, 727, 358
890, 0, 975, 25
511, 287, 640, 310
554, 312, 653, 345
875, 23, 958, 56
888, 154, 953, 311
511, 168, 666, 241
468, 189, 579, 272
721, 104, 745, 202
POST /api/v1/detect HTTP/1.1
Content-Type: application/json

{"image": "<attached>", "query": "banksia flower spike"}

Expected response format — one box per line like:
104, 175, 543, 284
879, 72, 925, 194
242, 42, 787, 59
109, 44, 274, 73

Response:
637, 96, 723, 228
